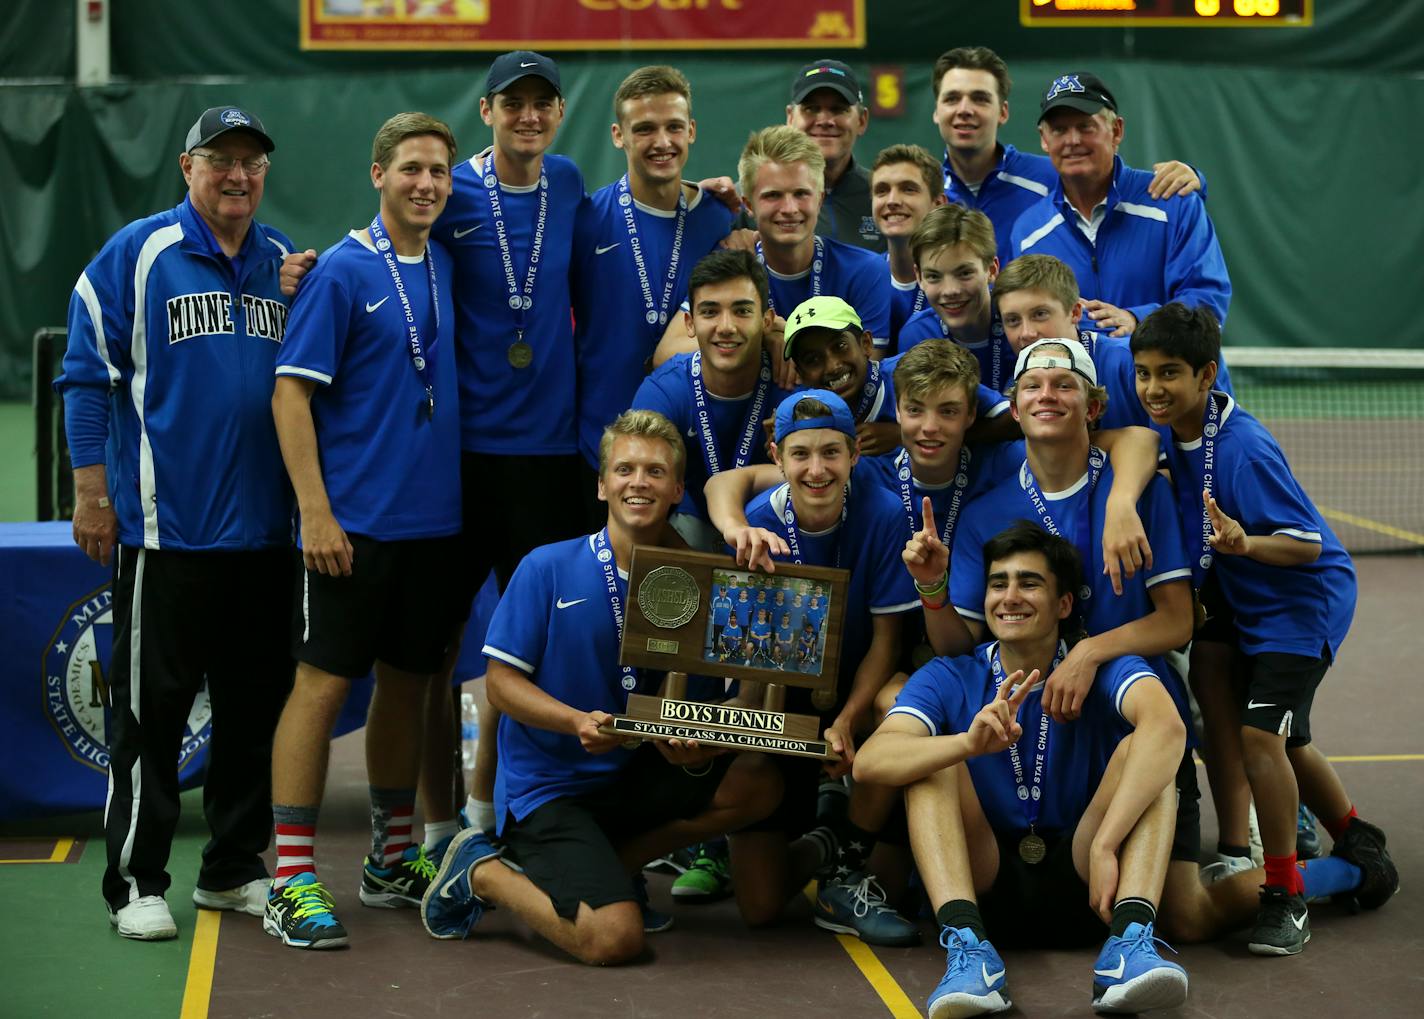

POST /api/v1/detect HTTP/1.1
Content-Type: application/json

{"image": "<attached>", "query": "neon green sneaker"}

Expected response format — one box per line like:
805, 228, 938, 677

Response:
671, 842, 733, 903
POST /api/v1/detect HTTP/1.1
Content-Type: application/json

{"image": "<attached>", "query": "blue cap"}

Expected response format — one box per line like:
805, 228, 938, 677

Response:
773, 389, 857, 444
486, 51, 562, 97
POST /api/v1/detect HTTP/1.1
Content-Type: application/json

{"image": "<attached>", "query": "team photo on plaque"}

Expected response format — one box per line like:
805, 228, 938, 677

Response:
704, 569, 832, 675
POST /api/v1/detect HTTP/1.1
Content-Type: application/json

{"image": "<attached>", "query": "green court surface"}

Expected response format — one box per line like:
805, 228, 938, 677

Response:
1, 400, 37, 522
0, 790, 205, 1017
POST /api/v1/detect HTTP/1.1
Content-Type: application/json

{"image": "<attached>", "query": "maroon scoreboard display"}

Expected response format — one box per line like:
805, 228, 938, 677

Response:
1021, 0, 1312, 27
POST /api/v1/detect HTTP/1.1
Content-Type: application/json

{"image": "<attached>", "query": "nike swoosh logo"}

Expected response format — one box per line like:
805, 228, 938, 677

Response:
556, 597, 588, 609
520, 61, 538, 68
595, 243, 620, 255
982, 963, 1005, 986
1094, 955, 1126, 980
452, 225, 481, 238
1291, 911, 1307, 930
1247, 699, 1276, 710
365, 297, 390, 313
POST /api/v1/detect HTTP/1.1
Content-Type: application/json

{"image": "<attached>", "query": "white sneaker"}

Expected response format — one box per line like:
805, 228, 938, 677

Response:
109, 895, 178, 940
1201, 852, 1255, 886
193, 878, 271, 917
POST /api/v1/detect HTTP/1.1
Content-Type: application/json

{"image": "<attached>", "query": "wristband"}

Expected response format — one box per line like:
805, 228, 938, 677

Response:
913, 572, 948, 595
682, 761, 713, 777
920, 593, 949, 611
97, 497, 111, 508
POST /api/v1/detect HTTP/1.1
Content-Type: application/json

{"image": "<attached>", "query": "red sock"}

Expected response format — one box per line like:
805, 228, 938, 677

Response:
1264, 852, 1304, 895
1322, 805, 1357, 842
274, 823, 317, 889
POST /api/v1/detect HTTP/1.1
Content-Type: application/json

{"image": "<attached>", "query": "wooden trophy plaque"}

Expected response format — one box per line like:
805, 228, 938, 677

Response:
602, 546, 849, 760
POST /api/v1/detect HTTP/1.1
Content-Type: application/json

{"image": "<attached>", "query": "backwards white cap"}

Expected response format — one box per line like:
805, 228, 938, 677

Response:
1013, 337, 1098, 386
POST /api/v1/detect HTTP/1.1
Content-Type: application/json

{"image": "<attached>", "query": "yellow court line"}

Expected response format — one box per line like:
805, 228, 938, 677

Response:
1318, 506, 1424, 546
179, 909, 221, 1019
802, 883, 920, 1018
0, 836, 75, 864
1326, 754, 1424, 763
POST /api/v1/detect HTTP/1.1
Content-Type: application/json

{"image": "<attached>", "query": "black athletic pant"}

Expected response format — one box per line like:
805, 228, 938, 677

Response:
102, 545, 293, 911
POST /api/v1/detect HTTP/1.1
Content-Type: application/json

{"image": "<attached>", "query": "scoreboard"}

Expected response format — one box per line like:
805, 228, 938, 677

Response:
1021, 0, 1312, 27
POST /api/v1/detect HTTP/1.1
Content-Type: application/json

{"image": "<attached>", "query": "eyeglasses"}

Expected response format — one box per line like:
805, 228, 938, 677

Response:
191, 151, 270, 176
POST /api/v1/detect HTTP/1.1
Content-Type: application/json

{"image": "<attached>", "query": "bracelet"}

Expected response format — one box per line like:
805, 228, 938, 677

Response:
97, 497, 111, 508
914, 573, 947, 597
682, 761, 714, 777
920, 593, 949, 611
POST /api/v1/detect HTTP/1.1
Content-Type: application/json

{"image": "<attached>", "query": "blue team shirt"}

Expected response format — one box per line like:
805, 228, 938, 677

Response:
275, 232, 460, 540
482, 533, 649, 828
951, 454, 1192, 639
1160, 393, 1356, 658
890, 643, 1158, 834
572, 185, 733, 466
437, 152, 586, 455
763, 237, 892, 345
943, 144, 1059, 268
895, 306, 1016, 394
743, 479, 918, 694
887, 260, 927, 352
855, 443, 1024, 544
1010, 156, 1231, 334
750, 620, 773, 647
631, 352, 792, 520
712, 594, 733, 626
721, 621, 743, 649
732, 596, 754, 627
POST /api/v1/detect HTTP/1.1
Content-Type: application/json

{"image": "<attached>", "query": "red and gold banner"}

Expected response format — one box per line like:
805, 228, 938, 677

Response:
300, 0, 865, 51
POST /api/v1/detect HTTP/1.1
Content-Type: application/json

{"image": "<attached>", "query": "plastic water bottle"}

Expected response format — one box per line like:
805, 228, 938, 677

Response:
460, 692, 479, 771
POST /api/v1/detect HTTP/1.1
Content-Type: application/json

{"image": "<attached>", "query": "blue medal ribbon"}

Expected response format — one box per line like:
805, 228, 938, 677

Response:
367, 213, 439, 420
593, 528, 639, 694
1194, 392, 1222, 586
483, 155, 548, 344
617, 174, 687, 335
1020, 448, 1105, 603
687, 350, 774, 478
991, 640, 1067, 832
755, 234, 824, 318
894, 446, 971, 549
853, 358, 883, 423
781, 484, 848, 569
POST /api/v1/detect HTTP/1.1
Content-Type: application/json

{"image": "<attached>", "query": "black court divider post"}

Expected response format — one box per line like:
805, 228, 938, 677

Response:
32, 327, 70, 522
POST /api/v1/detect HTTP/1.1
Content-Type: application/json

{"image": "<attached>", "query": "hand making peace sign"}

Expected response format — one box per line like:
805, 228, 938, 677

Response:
965, 668, 1038, 758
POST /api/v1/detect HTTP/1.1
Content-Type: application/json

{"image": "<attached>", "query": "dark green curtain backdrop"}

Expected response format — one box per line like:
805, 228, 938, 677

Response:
1, 1, 1421, 396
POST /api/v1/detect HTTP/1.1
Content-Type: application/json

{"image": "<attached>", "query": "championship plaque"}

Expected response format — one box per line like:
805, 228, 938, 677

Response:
601, 546, 849, 760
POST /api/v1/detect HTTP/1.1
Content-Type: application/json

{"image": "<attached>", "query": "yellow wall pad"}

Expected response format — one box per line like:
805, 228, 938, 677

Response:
180, 909, 221, 1019
802, 882, 920, 1017
0, 837, 74, 864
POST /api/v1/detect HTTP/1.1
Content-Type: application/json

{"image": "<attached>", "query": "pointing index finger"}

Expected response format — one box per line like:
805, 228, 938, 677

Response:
921, 495, 935, 535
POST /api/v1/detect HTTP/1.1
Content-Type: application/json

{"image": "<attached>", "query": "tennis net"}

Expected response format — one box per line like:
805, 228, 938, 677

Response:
1224, 347, 1424, 555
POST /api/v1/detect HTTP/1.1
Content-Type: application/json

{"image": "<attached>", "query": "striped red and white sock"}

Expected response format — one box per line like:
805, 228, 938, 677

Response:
370, 787, 416, 867
273, 822, 317, 889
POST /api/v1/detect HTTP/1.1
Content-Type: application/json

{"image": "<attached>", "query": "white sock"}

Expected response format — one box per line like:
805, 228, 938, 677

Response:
423, 819, 458, 850
464, 795, 497, 833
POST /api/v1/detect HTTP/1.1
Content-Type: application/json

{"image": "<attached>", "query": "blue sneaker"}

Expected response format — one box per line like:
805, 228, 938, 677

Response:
1092, 921, 1188, 1014
632, 874, 674, 933
813, 872, 920, 947
263, 873, 349, 950
1297, 804, 1323, 860
927, 926, 1010, 1019
421, 828, 500, 940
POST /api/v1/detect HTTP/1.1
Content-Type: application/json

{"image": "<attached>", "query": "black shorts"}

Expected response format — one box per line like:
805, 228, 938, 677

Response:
293, 533, 464, 678
454, 451, 588, 611
1193, 570, 1237, 646
1172, 750, 1202, 864
736, 753, 822, 837
502, 745, 732, 919
1241, 650, 1329, 747
980, 829, 1106, 949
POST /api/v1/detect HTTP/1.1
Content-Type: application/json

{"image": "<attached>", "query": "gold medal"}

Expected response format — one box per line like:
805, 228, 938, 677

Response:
508, 341, 533, 369
811, 686, 836, 711
1018, 833, 1047, 865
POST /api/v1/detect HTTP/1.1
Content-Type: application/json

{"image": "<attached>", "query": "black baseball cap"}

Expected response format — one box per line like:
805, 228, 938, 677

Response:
1037, 72, 1118, 122
184, 107, 274, 153
790, 59, 863, 105
486, 50, 562, 97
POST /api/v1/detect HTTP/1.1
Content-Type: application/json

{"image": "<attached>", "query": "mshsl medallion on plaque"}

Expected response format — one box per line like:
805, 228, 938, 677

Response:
637, 566, 700, 629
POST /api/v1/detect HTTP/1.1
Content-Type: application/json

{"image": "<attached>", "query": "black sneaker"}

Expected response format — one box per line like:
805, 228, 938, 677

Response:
359, 844, 438, 908
1332, 816, 1399, 910
1247, 886, 1309, 956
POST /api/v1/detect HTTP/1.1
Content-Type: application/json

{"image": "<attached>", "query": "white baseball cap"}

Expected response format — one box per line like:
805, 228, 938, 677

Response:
1013, 337, 1098, 386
